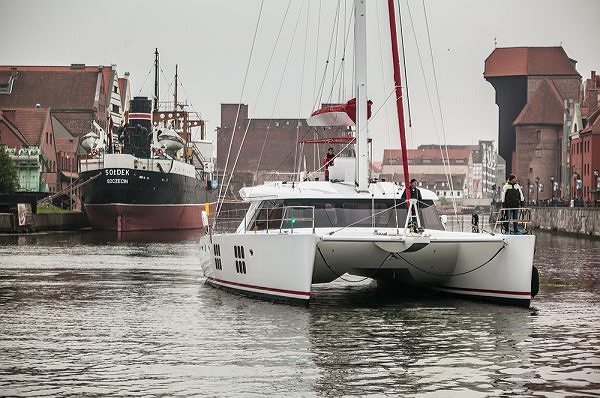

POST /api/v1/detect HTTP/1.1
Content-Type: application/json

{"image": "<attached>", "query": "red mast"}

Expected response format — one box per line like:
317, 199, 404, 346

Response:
387, 0, 411, 199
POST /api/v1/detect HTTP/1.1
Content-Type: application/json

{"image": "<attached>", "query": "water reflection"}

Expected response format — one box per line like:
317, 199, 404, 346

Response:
0, 230, 598, 396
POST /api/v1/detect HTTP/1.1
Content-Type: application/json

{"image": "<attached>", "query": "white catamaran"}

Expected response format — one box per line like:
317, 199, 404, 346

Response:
200, 0, 538, 308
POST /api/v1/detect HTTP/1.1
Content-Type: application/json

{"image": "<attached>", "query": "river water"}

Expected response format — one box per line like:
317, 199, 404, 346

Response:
0, 229, 599, 397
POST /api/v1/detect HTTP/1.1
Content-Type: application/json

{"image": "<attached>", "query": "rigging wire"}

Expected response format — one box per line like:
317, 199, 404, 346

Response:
135, 65, 154, 96
422, 0, 459, 218
295, 0, 312, 178
404, 0, 457, 218
327, 2, 355, 105
222, 1, 304, 196
312, 2, 342, 111
396, 0, 412, 128
253, 0, 294, 182
375, 0, 392, 151
215, 0, 265, 221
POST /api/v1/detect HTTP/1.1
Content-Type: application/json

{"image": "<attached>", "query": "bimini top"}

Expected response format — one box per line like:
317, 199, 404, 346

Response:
239, 180, 438, 201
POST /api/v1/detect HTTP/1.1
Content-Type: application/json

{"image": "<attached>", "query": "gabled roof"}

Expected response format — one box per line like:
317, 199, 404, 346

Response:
484, 47, 580, 78
0, 108, 52, 146
582, 107, 600, 134
52, 115, 78, 153
0, 65, 107, 110
513, 79, 564, 126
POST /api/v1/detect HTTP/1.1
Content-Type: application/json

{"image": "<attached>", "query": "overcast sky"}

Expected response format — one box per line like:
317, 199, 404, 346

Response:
3, 0, 600, 160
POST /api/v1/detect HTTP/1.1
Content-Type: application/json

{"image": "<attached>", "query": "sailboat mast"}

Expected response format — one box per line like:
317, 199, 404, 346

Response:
354, 0, 369, 192
387, 0, 411, 198
154, 48, 159, 113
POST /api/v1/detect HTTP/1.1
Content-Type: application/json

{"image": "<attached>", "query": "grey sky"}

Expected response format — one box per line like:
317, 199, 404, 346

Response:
3, 0, 600, 161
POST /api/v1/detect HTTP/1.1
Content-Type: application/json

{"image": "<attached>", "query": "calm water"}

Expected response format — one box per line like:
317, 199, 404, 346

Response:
0, 229, 599, 397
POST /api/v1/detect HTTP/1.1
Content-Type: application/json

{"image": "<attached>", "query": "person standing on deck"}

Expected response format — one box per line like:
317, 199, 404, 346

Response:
401, 178, 423, 229
501, 174, 525, 234
323, 147, 335, 181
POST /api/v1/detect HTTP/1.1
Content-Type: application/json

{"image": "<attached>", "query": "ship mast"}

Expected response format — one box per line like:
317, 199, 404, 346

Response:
354, 0, 369, 192
174, 64, 178, 129
387, 0, 411, 198
154, 48, 159, 113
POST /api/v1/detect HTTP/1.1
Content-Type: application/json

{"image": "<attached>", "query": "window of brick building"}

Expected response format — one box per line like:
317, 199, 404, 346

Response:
535, 149, 542, 158
536, 130, 541, 143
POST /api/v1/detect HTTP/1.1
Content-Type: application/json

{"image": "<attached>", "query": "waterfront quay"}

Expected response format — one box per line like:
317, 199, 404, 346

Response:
0, 229, 599, 396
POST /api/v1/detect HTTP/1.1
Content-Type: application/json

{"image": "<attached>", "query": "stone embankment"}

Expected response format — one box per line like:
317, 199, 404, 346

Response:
531, 207, 600, 237
0, 212, 89, 233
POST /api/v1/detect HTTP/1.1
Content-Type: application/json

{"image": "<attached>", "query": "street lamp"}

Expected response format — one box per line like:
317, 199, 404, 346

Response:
526, 179, 531, 204
535, 176, 540, 203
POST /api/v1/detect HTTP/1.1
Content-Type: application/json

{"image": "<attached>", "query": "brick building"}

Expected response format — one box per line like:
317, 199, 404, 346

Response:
217, 103, 347, 193
570, 71, 600, 204
512, 78, 564, 201
0, 64, 126, 199
0, 108, 58, 192
381, 145, 473, 198
484, 47, 582, 197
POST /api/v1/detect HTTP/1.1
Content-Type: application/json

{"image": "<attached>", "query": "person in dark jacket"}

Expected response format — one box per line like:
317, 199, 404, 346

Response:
323, 147, 335, 181
401, 178, 423, 229
501, 174, 525, 234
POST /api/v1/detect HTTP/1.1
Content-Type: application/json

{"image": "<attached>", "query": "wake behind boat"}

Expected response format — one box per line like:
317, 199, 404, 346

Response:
200, 0, 538, 307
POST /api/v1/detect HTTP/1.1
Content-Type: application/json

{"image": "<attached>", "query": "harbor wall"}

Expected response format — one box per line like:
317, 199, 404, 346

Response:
0, 212, 89, 233
531, 207, 600, 237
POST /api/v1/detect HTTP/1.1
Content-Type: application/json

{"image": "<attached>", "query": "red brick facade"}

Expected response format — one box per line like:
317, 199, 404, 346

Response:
570, 72, 600, 203
484, 47, 582, 191
217, 104, 347, 186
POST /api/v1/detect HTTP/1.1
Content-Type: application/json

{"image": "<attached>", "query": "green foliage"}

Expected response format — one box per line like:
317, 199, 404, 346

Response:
37, 205, 72, 214
0, 147, 19, 193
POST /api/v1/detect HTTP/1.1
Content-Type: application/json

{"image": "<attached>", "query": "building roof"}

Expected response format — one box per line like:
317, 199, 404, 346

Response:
383, 148, 471, 165
484, 47, 580, 78
0, 65, 116, 111
0, 108, 52, 146
52, 115, 79, 153
582, 107, 600, 134
513, 79, 564, 126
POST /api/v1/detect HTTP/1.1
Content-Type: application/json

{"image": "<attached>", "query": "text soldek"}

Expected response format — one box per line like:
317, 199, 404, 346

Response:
105, 169, 130, 176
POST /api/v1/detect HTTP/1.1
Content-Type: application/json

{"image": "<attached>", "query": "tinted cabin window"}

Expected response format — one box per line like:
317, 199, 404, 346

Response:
251, 199, 443, 230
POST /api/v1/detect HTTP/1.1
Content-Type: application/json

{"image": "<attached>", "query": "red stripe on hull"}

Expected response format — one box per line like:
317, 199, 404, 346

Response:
85, 204, 204, 231
437, 285, 531, 297
207, 277, 311, 297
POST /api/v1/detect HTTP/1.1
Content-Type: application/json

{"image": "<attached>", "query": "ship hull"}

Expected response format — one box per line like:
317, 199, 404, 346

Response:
86, 203, 204, 232
80, 155, 215, 232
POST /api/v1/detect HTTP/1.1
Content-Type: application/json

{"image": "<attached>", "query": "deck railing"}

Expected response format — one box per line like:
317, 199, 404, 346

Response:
491, 207, 533, 235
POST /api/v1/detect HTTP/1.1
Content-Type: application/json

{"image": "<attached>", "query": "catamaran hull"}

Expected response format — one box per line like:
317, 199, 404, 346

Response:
434, 234, 536, 307
201, 229, 536, 308
200, 233, 318, 305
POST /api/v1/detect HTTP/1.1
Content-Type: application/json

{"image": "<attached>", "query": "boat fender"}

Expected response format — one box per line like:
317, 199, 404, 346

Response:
531, 266, 540, 297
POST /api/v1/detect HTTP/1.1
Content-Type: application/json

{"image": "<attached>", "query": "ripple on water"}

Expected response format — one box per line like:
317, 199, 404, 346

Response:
0, 230, 599, 396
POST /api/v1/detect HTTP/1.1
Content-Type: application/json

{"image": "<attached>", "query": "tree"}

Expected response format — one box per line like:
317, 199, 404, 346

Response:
0, 147, 19, 193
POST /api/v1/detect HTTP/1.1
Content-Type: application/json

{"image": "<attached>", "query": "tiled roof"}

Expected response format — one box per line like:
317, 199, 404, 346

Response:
0, 65, 103, 110
582, 107, 600, 134
513, 79, 564, 126
383, 148, 471, 164
52, 115, 78, 153
484, 47, 580, 78
1, 108, 52, 145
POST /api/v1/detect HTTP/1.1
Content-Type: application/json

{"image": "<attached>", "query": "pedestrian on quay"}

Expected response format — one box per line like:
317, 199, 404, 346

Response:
323, 147, 335, 181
